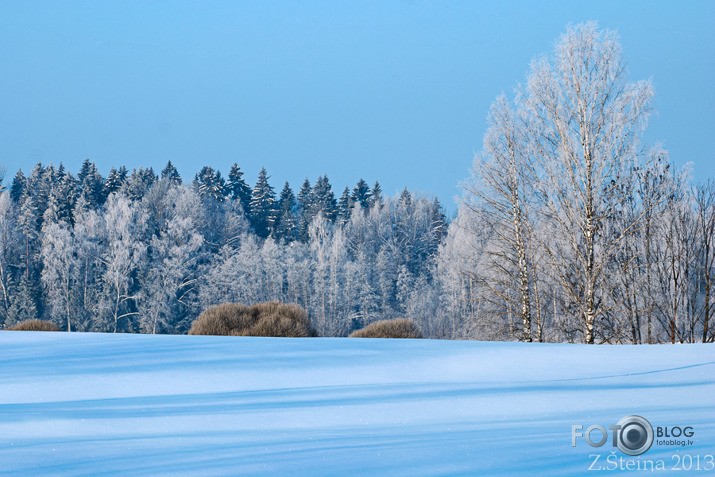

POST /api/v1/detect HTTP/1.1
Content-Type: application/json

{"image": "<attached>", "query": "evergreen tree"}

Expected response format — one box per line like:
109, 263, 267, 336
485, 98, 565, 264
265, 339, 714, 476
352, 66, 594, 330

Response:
15, 189, 41, 322
249, 167, 277, 238
371, 181, 383, 208
6, 271, 39, 325
105, 167, 124, 196
227, 163, 252, 213
78, 160, 105, 207
430, 197, 447, 245
161, 161, 182, 185
10, 170, 27, 203
313, 175, 338, 221
17, 189, 40, 244
297, 178, 314, 242
352, 179, 371, 210
193, 166, 226, 202
26, 163, 52, 227
117, 166, 128, 184
338, 186, 354, 225
274, 182, 298, 242
43, 192, 60, 224
77, 158, 93, 185
55, 167, 77, 224
398, 187, 413, 209
124, 167, 157, 202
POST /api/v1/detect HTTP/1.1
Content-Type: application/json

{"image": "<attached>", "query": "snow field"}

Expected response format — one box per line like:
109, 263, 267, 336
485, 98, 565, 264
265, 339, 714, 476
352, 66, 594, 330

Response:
0, 332, 713, 475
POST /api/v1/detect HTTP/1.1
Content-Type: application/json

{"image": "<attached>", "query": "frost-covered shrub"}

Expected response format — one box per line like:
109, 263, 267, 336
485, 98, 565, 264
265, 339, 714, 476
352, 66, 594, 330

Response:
7, 319, 61, 332
349, 318, 422, 339
189, 301, 316, 337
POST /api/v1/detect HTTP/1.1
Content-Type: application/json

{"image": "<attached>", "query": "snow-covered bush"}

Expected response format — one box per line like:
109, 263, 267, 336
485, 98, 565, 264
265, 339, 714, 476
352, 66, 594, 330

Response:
349, 318, 422, 339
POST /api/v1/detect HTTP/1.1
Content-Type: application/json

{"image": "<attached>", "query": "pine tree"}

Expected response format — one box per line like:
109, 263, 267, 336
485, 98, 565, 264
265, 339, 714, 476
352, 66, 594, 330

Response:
227, 163, 252, 214
10, 170, 27, 203
274, 182, 298, 242
249, 167, 277, 238
161, 161, 182, 185
352, 179, 371, 210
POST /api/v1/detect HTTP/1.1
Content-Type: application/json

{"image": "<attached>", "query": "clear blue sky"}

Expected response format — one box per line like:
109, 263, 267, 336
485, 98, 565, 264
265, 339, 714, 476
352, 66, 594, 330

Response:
1, 1, 713, 214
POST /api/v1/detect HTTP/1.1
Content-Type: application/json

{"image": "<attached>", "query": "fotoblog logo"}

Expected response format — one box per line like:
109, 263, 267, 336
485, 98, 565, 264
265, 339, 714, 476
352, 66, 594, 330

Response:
572, 415, 654, 456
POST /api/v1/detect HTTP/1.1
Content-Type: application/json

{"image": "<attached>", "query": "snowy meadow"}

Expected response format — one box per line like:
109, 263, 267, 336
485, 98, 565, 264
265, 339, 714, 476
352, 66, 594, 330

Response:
1, 332, 713, 476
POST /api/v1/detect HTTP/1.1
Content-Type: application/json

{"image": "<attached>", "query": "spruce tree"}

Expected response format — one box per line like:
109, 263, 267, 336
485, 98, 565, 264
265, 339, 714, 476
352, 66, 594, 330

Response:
352, 179, 371, 210
117, 166, 128, 184
274, 182, 298, 242
10, 170, 27, 203
193, 166, 226, 202
77, 158, 93, 185
78, 160, 105, 207
249, 167, 277, 238
161, 161, 182, 185
16, 189, 39, 286
6, 272, 39, 326
398, 187, 412, 209
430, 197, 447, 245
43, 192, 60, 224
105, 167, 124, 196
297, 178, 314, 242
371, 181, 383, 208
338, 187, 353, 225
313, 175, 338, 221
227, 163, 252, 213
55, 168, 77, 224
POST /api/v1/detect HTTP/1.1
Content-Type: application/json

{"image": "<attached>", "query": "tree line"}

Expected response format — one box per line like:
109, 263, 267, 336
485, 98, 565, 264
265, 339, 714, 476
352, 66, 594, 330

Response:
0, 160, 448, 335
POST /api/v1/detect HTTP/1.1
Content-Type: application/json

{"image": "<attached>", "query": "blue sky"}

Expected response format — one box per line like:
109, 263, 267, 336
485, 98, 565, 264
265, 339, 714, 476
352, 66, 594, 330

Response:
1, 1, 713, 214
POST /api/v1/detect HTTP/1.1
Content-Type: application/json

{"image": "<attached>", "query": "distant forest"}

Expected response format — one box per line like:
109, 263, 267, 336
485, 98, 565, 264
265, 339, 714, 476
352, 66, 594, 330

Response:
0, 153, 712, 344
0, 159, 450, 336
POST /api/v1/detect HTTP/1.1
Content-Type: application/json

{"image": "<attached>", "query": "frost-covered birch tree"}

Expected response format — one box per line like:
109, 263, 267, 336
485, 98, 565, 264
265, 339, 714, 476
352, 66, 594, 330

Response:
461, 95, 540, 342
138, 186, 204, 334
41, 222, 78, 331
101, 193, 147, 332
522, 22, 658, 344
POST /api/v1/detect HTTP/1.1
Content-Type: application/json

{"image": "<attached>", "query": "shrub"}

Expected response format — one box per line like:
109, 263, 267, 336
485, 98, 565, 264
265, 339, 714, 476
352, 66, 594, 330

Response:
349, 318, 422, 339
189, 301, 316, 337
7, 319, 61, 332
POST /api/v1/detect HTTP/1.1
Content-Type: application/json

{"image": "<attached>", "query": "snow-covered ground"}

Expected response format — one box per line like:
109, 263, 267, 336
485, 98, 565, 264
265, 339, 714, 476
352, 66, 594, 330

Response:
0, 332, 713, 476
